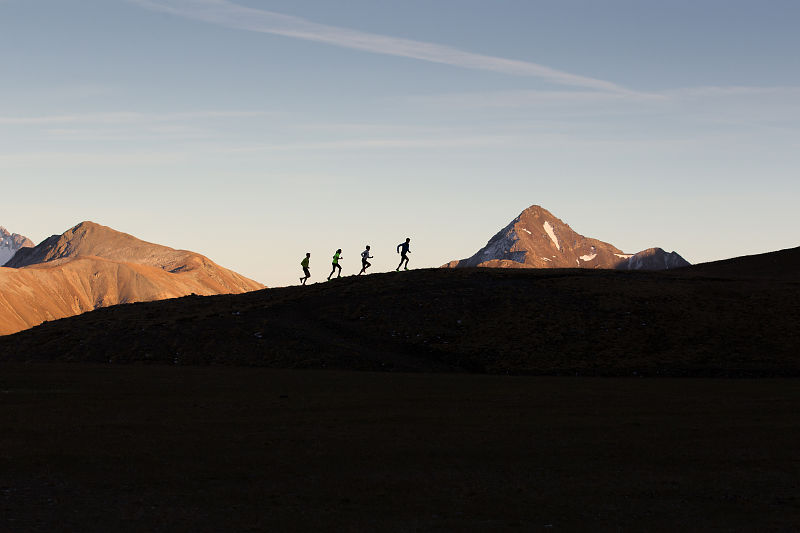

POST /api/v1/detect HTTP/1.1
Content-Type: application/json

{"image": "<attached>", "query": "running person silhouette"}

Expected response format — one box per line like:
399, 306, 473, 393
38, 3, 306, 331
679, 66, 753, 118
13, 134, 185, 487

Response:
396, 238, 411, 271
358, 245, 373, 275
328, 249, 343, 280
300, 252, 311, 285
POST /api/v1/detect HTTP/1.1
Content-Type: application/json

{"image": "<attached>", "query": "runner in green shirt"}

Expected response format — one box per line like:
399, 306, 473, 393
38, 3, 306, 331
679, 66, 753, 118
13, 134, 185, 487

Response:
327, 249, 343, 280
300, 253, 311, 285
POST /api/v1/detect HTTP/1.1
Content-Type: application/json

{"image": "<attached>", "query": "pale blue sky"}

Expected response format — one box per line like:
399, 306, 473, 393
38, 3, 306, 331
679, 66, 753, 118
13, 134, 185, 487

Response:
2, 0, 798, 286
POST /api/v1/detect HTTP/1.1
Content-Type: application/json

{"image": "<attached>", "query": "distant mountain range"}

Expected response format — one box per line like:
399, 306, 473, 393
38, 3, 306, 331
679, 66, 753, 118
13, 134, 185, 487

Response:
444, 205, 689, 270
0, 226, 34, 266
0, 221, 264, 335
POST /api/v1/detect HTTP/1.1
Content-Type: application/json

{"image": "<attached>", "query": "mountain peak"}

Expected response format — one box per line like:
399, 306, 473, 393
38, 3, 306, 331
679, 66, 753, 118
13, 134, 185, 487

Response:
6, 221, 178, 269
519, 204, 549, 216
0, 221, 264, 334
4, 220, 264, 288
0, 225, 35, 267
72, 220, 102, 231
619, 248, 691, 270
64, 220, 129, 244
445, 204, 689, 270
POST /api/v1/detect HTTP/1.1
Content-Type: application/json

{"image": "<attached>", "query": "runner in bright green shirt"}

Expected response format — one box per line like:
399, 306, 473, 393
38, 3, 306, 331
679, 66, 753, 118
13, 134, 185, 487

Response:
327, 249, 343, 280
300, 253, 311, 285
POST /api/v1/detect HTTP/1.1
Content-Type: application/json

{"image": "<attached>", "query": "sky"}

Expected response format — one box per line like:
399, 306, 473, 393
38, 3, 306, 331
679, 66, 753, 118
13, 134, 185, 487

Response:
1, 0, 799, 287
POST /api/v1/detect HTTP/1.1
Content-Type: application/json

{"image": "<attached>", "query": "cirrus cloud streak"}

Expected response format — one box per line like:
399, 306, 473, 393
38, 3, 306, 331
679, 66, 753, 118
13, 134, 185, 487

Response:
129, 0, 631, 94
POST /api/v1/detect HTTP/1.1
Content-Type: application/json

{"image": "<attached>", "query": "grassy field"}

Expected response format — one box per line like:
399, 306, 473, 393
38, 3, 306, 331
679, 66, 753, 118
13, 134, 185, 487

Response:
1, 364, 798, 531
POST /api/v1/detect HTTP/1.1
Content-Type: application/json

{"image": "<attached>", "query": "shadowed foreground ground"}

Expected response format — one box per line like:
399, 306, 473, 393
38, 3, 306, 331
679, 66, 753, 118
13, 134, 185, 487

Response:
1, 364, 798, 531
2, 265, 799, 376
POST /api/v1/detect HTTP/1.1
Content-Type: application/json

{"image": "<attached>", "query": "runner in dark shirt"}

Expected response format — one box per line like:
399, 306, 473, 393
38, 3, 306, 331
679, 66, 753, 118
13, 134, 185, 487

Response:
396, 238, 411, 271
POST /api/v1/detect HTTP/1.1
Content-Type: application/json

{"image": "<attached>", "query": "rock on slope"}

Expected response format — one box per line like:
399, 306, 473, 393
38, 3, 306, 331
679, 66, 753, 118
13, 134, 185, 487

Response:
444, 205, 689, 270
0, 221, 264, 335
0, 226, 34, 266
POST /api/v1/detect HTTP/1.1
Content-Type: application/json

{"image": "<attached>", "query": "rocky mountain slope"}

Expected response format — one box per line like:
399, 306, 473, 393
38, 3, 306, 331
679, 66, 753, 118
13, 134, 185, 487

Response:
0, 221, 264, 335
444, 205, 689, 270
0, 226, 34, 266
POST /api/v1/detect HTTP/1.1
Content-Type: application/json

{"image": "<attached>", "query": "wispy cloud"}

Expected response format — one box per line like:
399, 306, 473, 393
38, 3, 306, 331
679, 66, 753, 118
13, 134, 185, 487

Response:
410, 90, 663, 108
222, 135, 513, 153
663, 85, 800, 98
407, 85, 800, 125
0, 110, 272, 125
0, 135, 512, 170
129, 0, 631, 93
40, 125, 213, 142
0, 150, 188, 168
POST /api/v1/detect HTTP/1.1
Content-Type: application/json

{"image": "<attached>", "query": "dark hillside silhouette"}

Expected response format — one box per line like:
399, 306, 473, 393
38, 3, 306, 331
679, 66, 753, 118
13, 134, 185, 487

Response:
675, 245, 800, 281
2, 246, 799, 376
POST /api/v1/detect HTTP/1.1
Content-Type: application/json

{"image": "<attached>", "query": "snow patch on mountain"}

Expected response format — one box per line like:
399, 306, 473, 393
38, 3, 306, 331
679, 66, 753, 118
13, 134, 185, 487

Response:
580, 254, 597, 261
543, 221, 560, 250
